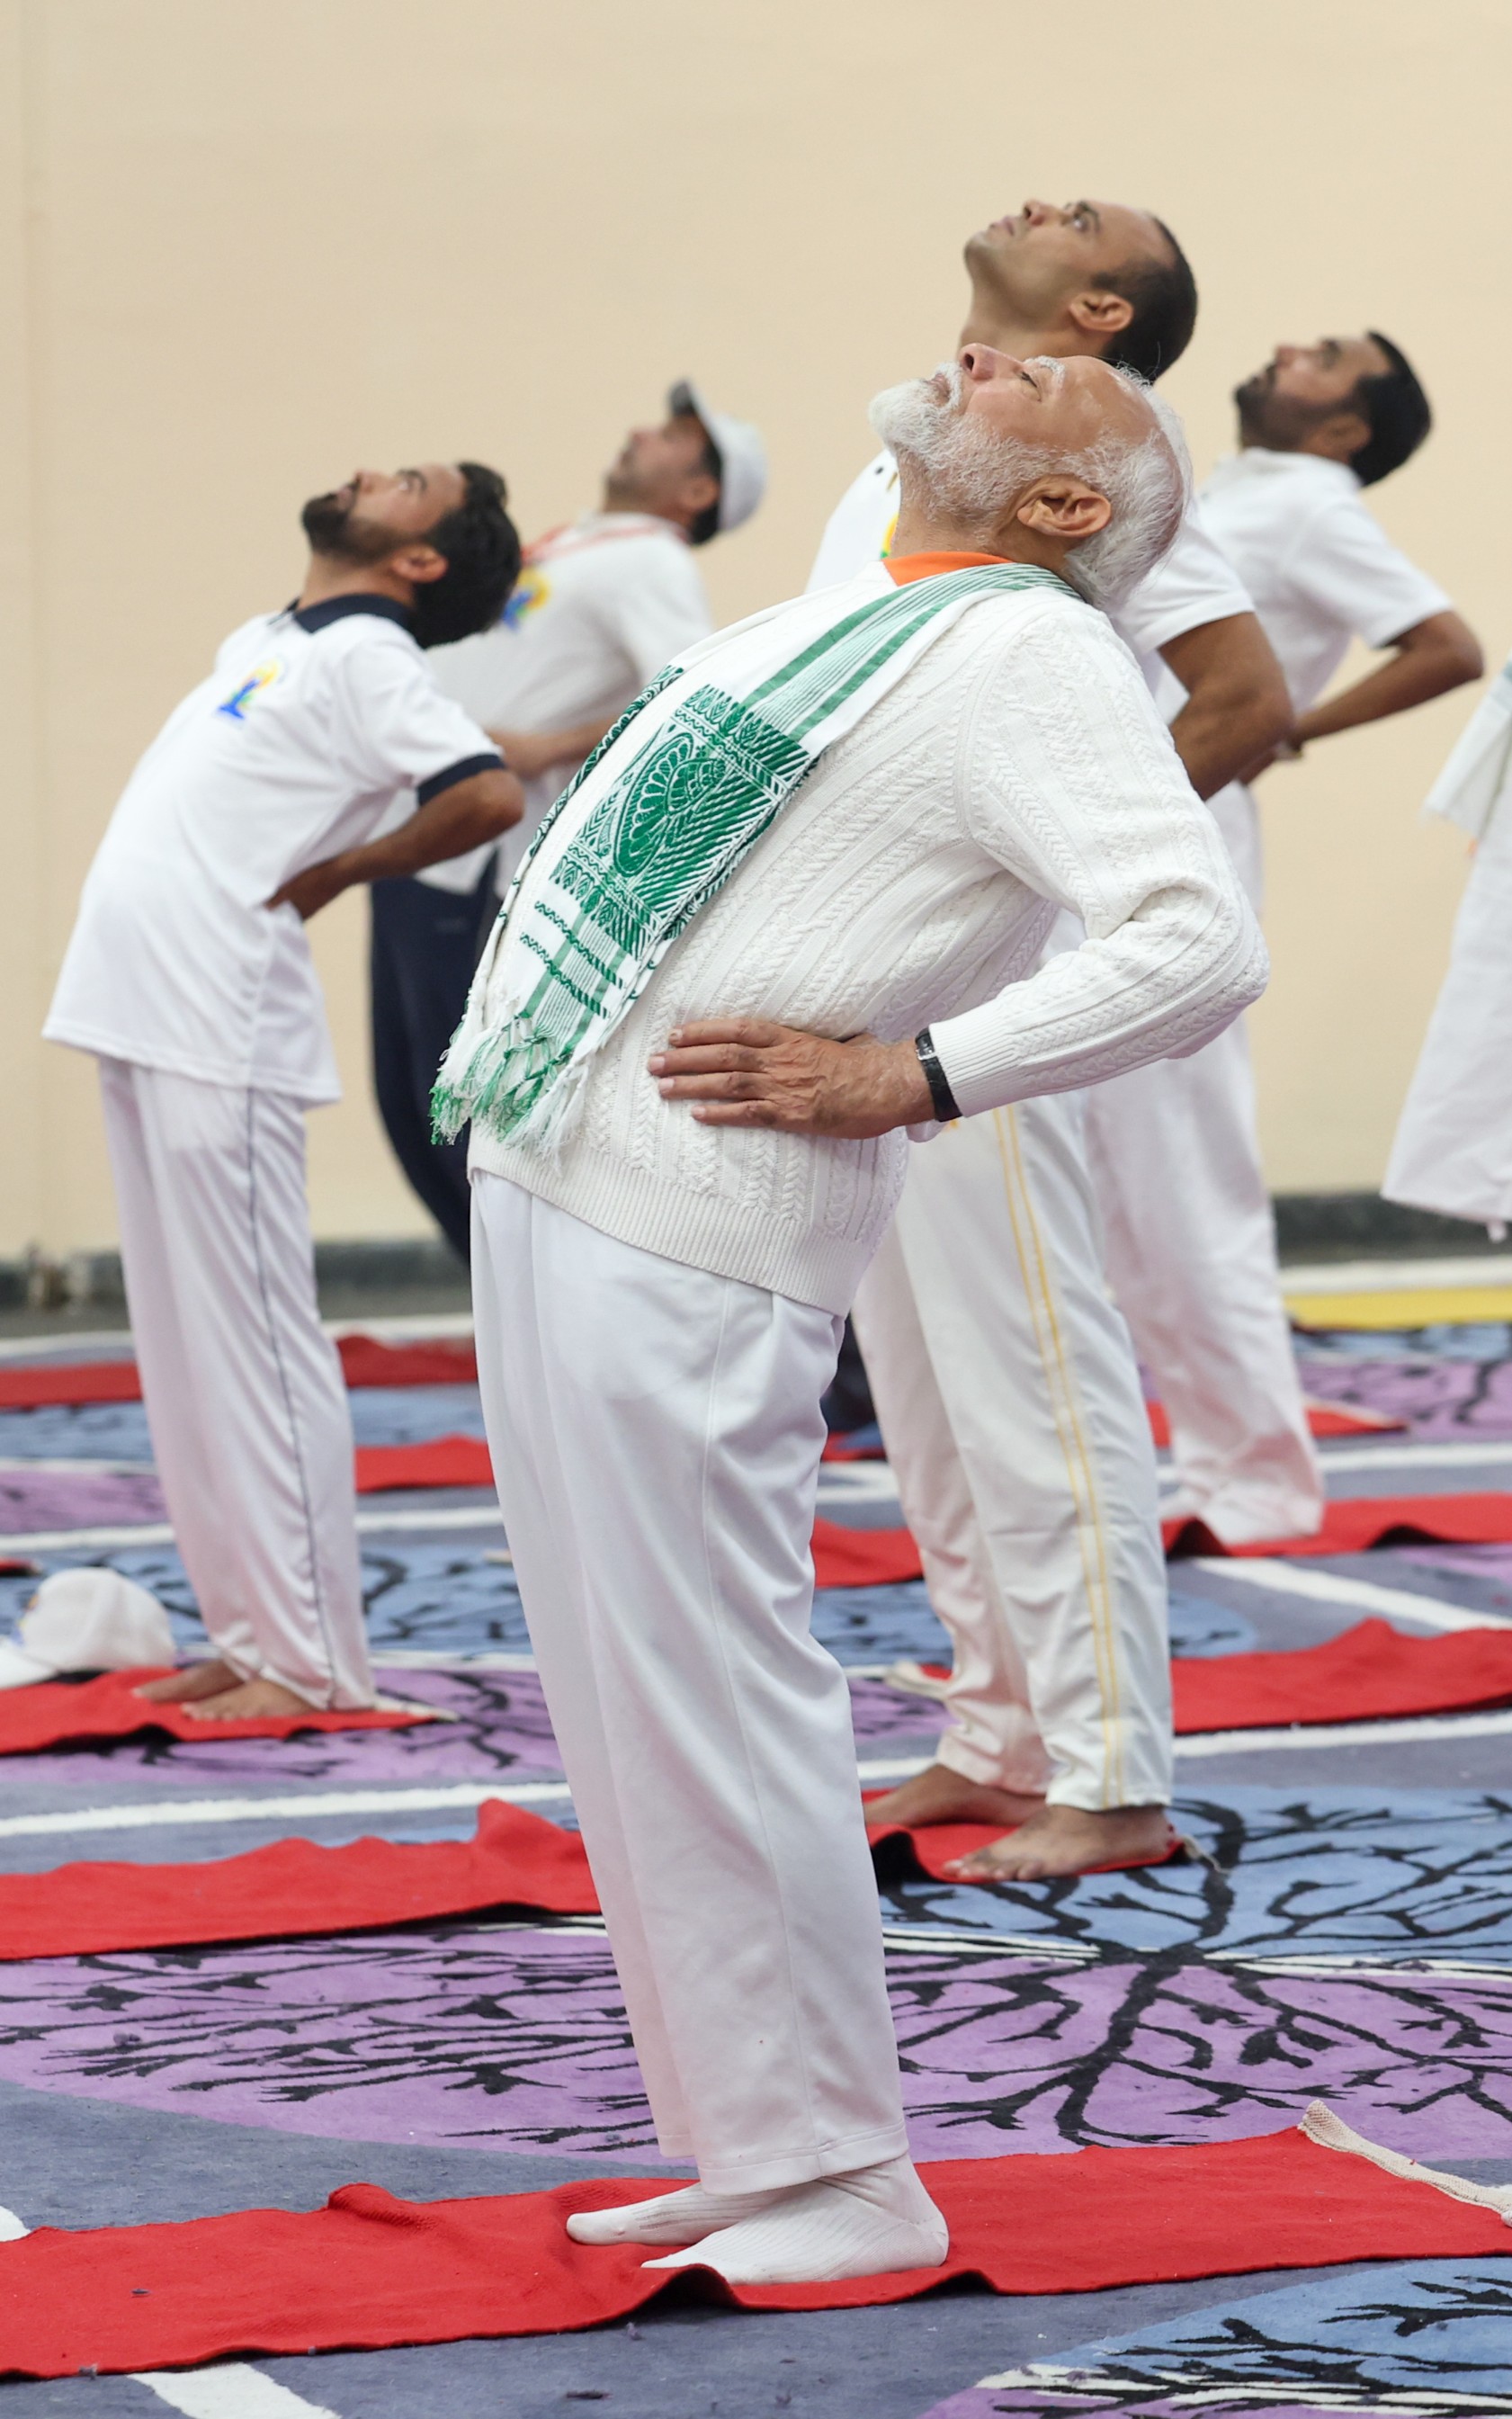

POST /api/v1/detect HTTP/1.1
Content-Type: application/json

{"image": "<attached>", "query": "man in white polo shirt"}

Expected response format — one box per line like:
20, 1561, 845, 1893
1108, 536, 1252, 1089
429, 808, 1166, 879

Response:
45, 461, 523, 1720
1087, 330, 1481, 1545
816, 196, 1293, 1881
371, 381, 766, 1259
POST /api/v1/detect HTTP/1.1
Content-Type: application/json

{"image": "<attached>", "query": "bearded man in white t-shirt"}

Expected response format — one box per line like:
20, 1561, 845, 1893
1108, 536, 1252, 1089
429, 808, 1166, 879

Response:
443, 345, 1265, 2285
814, 197, 1293, 1884
45, 463, 523, 1720
371, 383, 765, 1261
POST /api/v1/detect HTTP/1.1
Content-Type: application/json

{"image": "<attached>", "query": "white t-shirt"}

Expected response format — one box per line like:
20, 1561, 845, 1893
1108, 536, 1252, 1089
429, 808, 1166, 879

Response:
806, 448, 1254, 700
45, 596, 499, 1104
426, 512, 714, 893
1199, 448, 1452, 714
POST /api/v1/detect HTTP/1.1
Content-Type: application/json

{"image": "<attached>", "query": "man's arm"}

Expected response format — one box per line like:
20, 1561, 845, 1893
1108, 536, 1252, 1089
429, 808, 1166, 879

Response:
1292, 610, 1483, 749
650, 613, 1269, 1137
268, 766, 523, 920
1159, 613, 1293, 800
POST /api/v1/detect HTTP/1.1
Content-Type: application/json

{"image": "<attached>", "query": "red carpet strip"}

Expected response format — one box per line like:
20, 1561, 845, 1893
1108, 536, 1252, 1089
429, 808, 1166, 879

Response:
1164, 1491, 1512, 1558
1, 2120, 1506, 2378
0, 1668, 428, 1755
818, 1495, 1512, 1587
0, 1334, 478, 1409
901, 1617, 1512, 1734
1147, 1398, 1403, 1447
1170, 1615, 1512, 1731
354, 1434, 493, 1492
0, 1801, 597, 1958
0, 1803, 1192, 1960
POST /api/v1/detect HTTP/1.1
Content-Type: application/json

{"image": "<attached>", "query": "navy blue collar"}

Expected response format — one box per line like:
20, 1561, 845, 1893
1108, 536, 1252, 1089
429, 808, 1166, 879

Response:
289, 593, 414, 635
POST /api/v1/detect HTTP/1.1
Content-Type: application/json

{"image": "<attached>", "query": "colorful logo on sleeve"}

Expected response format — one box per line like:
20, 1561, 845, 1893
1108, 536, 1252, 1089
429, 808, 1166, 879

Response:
500, 566, 550, 631
217, 659, 284, 721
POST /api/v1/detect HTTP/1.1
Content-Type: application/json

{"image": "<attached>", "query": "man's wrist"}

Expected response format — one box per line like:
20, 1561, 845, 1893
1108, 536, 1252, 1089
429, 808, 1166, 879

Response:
914, 1028, 962, 1123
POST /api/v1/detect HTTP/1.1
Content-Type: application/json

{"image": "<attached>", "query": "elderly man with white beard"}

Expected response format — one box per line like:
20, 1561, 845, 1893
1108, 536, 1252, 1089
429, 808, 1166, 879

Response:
436, 345, 1267, 2289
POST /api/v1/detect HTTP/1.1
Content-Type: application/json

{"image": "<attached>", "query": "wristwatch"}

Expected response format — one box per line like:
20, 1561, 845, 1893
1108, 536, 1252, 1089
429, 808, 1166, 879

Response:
914, 1028, 962, 1123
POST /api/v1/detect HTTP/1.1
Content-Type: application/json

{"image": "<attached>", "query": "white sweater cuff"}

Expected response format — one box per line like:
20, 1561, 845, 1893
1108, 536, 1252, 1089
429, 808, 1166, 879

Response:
928, 1001, 1034, 1120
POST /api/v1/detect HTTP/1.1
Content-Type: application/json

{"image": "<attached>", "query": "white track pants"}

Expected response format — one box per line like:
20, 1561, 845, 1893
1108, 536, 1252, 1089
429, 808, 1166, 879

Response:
471, 1175, 908, 2191
98, 1059, 372, 1707
1083, 1018, 1323, 1545
853, 1099, 1172, 1811
1385, 802, 1512, 1227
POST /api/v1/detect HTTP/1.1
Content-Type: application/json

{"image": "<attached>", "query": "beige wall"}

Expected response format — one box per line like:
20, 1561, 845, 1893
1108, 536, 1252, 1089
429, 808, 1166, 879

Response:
3, 0, 1506, 1253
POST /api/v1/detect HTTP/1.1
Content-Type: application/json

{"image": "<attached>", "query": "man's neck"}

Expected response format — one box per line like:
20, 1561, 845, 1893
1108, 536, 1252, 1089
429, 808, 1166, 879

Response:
956, 288, 1072, 360
596, 490, 685, 533
296, 556, 414, 614
890, 498, 1069, 585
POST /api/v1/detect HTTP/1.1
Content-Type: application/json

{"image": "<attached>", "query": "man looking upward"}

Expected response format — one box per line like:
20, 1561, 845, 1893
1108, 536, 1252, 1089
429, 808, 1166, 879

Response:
818, 198, 1292, 1881
373, 382, 765, 1263
1092, 332, 1480, 1540
443, 344, 1265, 2286
46, 463, 523, 1720
1211, 332, 1478, 766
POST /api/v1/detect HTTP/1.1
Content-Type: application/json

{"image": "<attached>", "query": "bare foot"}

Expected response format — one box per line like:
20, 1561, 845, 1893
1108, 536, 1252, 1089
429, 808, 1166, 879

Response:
134, 1661, 242, 1704
178, 1679, 321, 1722
946, 1802, 1176, 1882
865, 1761, 1046, 1831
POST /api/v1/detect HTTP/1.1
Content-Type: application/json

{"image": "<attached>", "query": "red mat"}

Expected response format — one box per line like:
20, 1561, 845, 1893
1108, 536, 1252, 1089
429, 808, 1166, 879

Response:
353, 1434, 493, 1492
1171, 1615, 1512, 1732
1165, 1491, 1512, 1558
0, 1800, 595, 1959
0, 1334, 478, 1410
812, 1519, 924, 1588
863, 1805, 1185, 1880
0, 1801, 1190, 1961
0, 1669, 428, 1756
1, 2123, 1505, 2379
821, 1496, 1512, 1583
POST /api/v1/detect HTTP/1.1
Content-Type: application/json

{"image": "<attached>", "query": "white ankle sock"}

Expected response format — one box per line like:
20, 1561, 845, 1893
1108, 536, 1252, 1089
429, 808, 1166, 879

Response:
640, 2155, 948, 2284
566, 2180, 786, 2248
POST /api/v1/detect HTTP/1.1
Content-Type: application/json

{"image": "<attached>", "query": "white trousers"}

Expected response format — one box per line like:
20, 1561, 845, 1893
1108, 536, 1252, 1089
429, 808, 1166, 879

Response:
1385, 802, 1512, 1226
98, 1060, 372, 1707
853, 1099, 1173, 1811
471, 1174, 909, 2192
1083, 1017, 1323, 1545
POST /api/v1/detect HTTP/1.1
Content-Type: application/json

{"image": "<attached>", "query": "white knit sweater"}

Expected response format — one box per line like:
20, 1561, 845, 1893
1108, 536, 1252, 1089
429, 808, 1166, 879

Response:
471, 576, 1267, 1313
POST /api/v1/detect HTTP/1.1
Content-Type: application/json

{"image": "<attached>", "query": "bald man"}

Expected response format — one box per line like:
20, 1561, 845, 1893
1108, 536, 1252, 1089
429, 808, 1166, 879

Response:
453, 345, 1265, 2282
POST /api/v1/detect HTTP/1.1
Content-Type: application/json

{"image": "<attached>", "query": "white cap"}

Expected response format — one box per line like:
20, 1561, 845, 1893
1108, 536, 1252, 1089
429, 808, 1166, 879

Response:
0, 1567, 175, 1689
667, 380, 767, 534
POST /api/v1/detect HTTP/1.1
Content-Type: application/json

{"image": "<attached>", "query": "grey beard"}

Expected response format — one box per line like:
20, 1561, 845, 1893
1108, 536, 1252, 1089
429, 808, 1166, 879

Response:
867, 372, 1041, 535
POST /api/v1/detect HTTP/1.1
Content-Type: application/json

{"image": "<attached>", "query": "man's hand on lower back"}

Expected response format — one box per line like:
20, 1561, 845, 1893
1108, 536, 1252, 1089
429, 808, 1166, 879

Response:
265, 852, 358, 920
648, 1019, 935, 1138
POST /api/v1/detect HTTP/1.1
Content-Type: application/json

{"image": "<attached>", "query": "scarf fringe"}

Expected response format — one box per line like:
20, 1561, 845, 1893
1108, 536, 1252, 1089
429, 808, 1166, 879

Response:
431, 1008, 594, 1157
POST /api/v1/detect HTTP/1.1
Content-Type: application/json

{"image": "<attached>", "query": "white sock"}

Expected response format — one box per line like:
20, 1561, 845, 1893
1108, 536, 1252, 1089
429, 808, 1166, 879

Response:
640, 2155, 948, 2284
566, 2181, 787, 2248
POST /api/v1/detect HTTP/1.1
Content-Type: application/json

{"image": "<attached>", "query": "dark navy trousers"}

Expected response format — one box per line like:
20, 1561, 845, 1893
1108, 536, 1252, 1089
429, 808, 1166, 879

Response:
368, 866, 496, 1264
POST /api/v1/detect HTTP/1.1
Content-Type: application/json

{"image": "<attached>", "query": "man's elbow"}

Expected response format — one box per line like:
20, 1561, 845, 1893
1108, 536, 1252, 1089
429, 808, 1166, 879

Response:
469, 768, 526, 838
1439, 623, 1486, 691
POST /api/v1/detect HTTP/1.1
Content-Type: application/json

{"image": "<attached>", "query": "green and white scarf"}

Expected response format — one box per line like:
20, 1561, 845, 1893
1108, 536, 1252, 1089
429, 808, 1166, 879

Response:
433, 561, 1073, 1153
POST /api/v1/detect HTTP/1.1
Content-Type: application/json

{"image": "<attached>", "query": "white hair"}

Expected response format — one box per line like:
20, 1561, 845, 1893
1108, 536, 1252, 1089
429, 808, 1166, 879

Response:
867, 361, 1192, 613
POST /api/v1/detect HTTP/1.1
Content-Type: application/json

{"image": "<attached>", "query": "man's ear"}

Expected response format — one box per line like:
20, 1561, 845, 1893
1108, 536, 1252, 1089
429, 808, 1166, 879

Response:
1312, 408, 1372, 462
1067, 287, 1134, 339
681, 470, 720, 519
1017, 477, 1113, 541
390, 541, 450, 588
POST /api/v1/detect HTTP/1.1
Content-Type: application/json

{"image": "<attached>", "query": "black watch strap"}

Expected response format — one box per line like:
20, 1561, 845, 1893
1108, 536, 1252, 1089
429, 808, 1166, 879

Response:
915, 1028, 962, 1123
